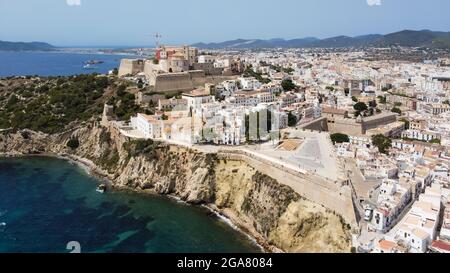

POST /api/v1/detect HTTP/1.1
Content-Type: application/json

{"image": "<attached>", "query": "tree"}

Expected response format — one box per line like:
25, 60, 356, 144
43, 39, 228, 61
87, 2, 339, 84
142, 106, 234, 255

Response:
255, 112, 260, 140
371, 134, 391, 154
330, 133, 350, 144
266, 109, 272, 132
378, 95, 387, 104
391, 107, 402, 114
351, 96, 358, 102
245, 114, 250, 142
67, 138, 80, 150
368, 100, 377, 108
288, 111, 297, 127
281, 79, 296, 91
283, 67, 294, 74
117, 84, 127, 96
429, 139, 441, 144
354, 102, 368, 112
399, 118, 410, 129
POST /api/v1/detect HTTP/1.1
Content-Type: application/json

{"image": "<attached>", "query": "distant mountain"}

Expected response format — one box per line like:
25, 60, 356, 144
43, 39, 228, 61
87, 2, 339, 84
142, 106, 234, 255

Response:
192, 38, 319, 49
0, 41, 56, 51
373, 30, 450, 48
192, 30, 450, 49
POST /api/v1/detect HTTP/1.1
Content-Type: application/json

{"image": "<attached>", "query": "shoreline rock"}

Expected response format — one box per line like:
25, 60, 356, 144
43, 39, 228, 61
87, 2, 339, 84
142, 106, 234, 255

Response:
0, 124, 352, 253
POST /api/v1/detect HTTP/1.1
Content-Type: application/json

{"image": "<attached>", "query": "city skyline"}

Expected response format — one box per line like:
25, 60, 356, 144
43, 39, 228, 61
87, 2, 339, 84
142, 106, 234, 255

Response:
0, 0, 449, 46
1, 0, 450, 256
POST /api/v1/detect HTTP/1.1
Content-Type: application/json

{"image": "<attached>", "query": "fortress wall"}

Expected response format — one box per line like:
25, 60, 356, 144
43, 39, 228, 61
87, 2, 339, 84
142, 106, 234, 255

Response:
147, 71, 207, 93
218, 151, 358, 227
144, 61, 159, 80
362, 113, 397, 132
154, 72, 194, 93
299, 117, 328, 131
118, 59, 144, 77
299, 114, 397, 136
328, 119, 363, 135
193, 63, 223, 76
189, 70, 207, 87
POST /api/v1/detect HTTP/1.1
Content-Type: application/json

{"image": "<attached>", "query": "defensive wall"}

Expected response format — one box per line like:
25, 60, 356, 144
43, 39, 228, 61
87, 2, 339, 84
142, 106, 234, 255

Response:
217, 149, 358, 227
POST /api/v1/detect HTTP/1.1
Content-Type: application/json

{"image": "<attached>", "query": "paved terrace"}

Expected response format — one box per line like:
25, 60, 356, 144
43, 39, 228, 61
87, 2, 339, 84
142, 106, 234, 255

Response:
118, 125, 345, 182
245, 129, 344, 181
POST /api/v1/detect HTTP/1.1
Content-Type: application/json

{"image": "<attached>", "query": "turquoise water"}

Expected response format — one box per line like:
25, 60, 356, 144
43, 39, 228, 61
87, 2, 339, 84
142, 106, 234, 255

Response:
0, 51, 134, 77
0, 157, 260, 253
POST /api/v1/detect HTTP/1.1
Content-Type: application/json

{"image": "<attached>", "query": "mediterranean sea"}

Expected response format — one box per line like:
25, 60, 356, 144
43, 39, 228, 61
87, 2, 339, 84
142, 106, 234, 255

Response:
0, 51, 133, 77
0, 157, 260, 253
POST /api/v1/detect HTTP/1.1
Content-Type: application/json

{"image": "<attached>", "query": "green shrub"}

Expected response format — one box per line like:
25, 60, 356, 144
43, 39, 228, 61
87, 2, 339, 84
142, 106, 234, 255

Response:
67, 138, 80, 150
330, 133, 350, 144
371, 134, 391, 154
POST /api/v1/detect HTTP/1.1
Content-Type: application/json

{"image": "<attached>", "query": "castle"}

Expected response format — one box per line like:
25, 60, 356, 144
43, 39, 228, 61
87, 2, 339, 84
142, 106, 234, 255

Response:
118, 45, 206, 93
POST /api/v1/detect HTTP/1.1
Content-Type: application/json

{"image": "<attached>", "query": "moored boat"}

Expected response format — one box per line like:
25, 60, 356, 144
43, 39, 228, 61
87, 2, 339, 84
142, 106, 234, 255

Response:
96, 184, 107, 193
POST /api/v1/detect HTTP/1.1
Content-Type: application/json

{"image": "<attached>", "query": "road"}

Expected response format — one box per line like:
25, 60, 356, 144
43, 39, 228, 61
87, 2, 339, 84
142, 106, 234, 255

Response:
343, 158, 380, 200
341, 157, 385, 252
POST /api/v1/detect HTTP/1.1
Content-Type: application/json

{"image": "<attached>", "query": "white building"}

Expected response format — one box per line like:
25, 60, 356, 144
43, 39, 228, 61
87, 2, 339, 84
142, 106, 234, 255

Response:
401, 129, 441, 142
130, 113, 162, 139
393, 185, 442, 253
182, 90, 215, 110
198, 55, 216, 64
239, 77, 262, 91
371, 179, 412, 232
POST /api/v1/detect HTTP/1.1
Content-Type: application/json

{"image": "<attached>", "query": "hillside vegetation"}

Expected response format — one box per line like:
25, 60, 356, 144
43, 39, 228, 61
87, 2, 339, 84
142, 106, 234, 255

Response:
0, 74, 143, 134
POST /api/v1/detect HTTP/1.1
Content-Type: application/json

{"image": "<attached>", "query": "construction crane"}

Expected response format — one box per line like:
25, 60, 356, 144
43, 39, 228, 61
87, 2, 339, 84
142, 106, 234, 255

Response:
154, 33, 162, 48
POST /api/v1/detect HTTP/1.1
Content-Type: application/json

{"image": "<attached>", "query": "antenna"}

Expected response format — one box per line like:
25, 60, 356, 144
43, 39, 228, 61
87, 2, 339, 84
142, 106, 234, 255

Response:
154, 33, 162, 48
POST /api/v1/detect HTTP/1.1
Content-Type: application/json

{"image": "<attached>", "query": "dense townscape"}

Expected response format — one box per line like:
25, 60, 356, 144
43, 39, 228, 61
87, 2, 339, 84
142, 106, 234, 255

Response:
112, 44, 450, 253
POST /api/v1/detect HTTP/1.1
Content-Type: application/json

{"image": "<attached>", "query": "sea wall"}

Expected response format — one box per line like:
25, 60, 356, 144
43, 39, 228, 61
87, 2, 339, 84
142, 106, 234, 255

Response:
217, 151, 357, 228
0, 123, 352, 253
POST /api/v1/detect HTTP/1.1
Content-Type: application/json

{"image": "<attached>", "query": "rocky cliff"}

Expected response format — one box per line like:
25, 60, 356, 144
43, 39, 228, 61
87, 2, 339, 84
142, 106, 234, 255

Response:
0, 123, 351, 253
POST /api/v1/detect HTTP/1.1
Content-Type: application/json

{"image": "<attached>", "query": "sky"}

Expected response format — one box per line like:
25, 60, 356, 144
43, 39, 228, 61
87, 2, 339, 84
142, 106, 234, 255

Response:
0, 0, 449, 47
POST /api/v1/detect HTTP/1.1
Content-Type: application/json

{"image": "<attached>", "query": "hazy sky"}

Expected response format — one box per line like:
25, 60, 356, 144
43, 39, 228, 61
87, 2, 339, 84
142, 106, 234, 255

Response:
0, 0, 449, 46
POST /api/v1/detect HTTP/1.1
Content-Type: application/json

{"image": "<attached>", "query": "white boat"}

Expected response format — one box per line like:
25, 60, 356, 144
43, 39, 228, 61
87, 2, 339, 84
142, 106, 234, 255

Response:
96, 184, 107, 194
83, 64, 97, 70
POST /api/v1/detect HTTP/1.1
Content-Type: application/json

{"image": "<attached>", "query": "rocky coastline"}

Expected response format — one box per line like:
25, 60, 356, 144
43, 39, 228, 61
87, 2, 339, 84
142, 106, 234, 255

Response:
0, 123, 352, 253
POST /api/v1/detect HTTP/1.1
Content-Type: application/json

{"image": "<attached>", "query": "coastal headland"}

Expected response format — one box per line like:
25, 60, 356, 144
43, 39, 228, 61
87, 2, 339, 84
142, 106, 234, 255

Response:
0, 123, 352, 253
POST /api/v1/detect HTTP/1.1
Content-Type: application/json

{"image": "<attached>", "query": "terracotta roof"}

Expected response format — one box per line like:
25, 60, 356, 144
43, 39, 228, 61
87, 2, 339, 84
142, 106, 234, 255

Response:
430, 240, 450, 252
378, 240, 397, 251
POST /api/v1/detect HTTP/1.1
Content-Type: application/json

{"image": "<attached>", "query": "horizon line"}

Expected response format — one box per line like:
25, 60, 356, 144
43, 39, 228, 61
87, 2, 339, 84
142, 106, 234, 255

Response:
4, 28, 450, 48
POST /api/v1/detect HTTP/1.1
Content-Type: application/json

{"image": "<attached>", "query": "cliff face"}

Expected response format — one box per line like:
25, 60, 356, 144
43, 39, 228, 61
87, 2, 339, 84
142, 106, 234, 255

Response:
0, 124, 351, 253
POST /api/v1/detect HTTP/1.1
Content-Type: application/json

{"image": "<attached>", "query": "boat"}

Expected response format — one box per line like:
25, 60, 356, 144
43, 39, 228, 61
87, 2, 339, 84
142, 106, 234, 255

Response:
83, 64, 97, 70
84, 60, 104, 65
96, 184, 107, 194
